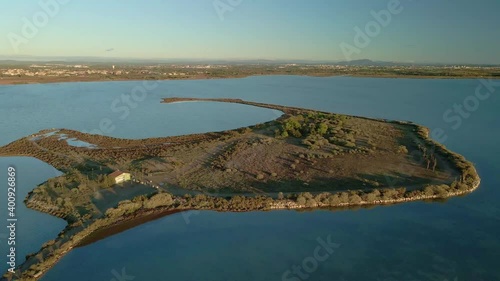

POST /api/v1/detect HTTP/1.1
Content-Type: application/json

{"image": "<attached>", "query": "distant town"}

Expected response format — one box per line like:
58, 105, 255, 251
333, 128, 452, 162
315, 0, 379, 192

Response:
0, 61, 499, 84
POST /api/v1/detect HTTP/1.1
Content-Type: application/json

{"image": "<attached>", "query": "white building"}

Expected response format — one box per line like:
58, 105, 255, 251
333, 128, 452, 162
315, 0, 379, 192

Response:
109, 171, 131, 184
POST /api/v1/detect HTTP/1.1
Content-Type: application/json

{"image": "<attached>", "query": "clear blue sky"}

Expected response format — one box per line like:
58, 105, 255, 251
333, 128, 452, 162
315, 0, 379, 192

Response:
1, 0, 499, 63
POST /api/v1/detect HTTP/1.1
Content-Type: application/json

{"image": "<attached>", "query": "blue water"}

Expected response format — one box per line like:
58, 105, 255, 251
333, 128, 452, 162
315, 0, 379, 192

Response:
0, 157, 66, 273
0, 81, 283, 146
65, 138, 97, 148
0, 80, 283, 274
0, 76, 498, 280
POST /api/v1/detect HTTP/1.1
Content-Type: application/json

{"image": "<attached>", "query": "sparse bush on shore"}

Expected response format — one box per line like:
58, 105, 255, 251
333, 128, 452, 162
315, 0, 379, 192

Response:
398, 145, 409, 154
5, 100, 482, 281
143, 193, 174, 209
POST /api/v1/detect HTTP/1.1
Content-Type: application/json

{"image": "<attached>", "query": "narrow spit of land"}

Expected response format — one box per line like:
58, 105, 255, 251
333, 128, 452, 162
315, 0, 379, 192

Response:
0, 98, 479, 280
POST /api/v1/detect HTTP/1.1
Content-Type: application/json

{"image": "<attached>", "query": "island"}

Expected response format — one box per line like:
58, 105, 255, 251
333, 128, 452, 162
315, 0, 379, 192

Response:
0, 98, 480, 280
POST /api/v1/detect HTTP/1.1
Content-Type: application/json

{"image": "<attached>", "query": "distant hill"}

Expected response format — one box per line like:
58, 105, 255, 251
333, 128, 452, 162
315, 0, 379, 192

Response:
0, 56, 498, 67
333, 59, 500, 67
334, 59, 404, 66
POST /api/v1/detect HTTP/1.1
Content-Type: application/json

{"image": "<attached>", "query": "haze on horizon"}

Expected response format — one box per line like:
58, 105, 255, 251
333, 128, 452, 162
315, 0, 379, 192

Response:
1, 0, 499, 64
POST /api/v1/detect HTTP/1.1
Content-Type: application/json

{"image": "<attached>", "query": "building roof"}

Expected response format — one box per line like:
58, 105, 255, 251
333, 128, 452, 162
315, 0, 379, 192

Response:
109, 170, 126, 178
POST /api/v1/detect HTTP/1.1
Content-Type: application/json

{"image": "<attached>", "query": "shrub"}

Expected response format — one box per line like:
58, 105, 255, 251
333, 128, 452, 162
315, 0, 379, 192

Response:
345, 141, 356, 148
317, 122, 329, 135
290, 129, 302, 138
362, 192, 378, 202
118, 201, 143, 214
283, 117, 302, 131
306, 198, 317, 208
423, 186, 435, 196
328, 194, 341, 206
302, 192, 314, 199
338, 192, 349, 202
144, 193, 174, 209
105, 207, 125, 218
296, 195, 306, 205
278, 192, 284, 200
348, 193, 362, 204
302, 140, 313, 146
240, 127, 252, 134
398, 145, 409, 154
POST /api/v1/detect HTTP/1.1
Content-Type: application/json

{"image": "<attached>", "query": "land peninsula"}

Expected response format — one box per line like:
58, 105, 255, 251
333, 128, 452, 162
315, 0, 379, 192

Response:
1, 98, 480, 280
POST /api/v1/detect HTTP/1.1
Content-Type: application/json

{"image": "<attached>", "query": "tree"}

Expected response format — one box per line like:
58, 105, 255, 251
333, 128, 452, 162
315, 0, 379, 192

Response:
432, 156, 438, 172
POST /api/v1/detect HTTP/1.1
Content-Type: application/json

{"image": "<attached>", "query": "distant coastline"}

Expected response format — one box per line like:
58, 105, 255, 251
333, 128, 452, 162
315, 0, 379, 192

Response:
1, 74, 499, 86
1, 64, 499, 86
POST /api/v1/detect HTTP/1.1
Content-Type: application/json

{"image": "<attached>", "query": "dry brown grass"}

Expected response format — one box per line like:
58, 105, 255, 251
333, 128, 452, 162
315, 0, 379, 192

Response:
0, 99, 461, 198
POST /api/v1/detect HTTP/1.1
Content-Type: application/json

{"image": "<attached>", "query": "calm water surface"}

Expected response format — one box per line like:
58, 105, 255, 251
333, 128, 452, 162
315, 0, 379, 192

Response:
0, 157, 66, 273
0, 76, 498, 280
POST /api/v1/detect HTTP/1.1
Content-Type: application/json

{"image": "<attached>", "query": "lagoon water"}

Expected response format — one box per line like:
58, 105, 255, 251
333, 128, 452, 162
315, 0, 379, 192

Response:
0, 76, 499, 280
0, 157, 66, 274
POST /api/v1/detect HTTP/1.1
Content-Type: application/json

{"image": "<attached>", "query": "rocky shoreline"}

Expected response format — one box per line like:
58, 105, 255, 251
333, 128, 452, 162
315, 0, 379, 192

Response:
6, 165, 480, 281
1, 99, 480, 280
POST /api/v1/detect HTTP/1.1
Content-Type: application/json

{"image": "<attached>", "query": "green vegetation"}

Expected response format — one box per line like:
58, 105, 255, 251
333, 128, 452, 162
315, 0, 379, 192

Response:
26, 169, 115, 221
398, 145, 409, 154
275, 112, 367, 154
1, 63, 499, 86
1, 99, 480, 281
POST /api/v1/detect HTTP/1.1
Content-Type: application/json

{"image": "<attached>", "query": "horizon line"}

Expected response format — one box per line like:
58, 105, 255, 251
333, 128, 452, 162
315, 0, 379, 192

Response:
0, 55, 498, 66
